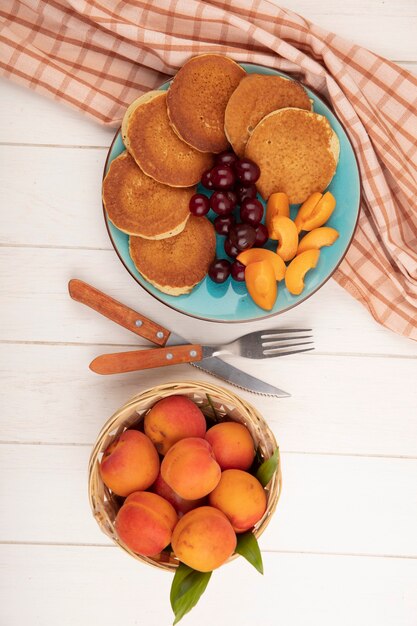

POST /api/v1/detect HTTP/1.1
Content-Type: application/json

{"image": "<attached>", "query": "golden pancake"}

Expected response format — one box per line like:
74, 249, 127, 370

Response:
130, 216, 216, 295
102, 151, 192, 239
224, 74, 312, 157
245, 108, 340, 204
122, 91, 213, 187
167, 54, 246, 153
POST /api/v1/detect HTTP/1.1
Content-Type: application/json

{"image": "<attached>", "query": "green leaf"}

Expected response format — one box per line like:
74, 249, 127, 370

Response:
256, 447, 279, 487
170, 563, 212, 624
205, 394, 221, 422
235, 531, 264, 575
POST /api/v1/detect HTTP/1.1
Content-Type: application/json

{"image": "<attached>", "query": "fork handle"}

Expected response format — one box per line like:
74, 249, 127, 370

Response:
89, 345, 203, 374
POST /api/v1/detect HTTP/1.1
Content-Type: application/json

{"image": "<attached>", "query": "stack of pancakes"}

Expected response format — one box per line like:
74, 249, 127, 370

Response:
103, 54, 340, 296
223, 73, 340, 204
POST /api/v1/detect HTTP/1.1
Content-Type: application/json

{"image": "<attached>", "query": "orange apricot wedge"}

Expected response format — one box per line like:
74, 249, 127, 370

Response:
266, 192, 290, 237
285, 249, 320, 296
294, 191, 336, 232
237, 248, 286, 281
271, 215, 299, 262
245, 260, 277, 311
297, 227, 339, 254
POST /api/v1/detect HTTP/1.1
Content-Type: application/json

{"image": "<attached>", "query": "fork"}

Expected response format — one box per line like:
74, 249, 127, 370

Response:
90, 328, 314, 374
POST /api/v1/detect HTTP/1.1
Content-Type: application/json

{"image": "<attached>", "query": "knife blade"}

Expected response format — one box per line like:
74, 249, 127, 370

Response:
69, 279, 290, 398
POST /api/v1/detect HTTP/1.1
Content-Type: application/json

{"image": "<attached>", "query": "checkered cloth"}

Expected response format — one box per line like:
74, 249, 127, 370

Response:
1, 0, 416, 339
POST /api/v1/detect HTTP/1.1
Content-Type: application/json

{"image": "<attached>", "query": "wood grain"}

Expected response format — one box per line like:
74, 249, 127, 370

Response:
0, 545, 416, 626
68, 279, 170, 346
1, 343, 416, 456
89, 344, 203, 374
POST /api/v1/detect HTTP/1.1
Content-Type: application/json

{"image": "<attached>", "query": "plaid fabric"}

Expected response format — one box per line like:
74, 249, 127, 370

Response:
1, 0, 416, 339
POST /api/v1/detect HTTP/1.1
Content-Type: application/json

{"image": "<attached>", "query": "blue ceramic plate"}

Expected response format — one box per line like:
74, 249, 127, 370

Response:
103, 63, 360, 323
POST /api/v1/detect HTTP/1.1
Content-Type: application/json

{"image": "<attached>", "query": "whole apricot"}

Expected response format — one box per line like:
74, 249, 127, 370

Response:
161, 437, 221, 500
209, 469, 267, 533
144, 395, 206, 455
115, 491, 178, 556
172, 506, 237, 572
99, 429, 159, 497
152, 472, 206, 517
205, 422, 255, 471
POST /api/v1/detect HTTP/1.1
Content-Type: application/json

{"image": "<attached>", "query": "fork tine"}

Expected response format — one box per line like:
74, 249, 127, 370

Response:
262, 347, 315, 358
262, 335, 312, 346
261, 328, 312, 338
263, 342, 314, 355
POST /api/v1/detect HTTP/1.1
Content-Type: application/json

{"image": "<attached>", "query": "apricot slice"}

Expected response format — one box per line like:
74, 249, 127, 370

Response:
266, 192, 290, 237
294, 191, 336, 232
285, 249, 320, 295
237, 248, 286, 281
297, 227, 339, 254
245, 260, 277, 311
271, 215, 298, 262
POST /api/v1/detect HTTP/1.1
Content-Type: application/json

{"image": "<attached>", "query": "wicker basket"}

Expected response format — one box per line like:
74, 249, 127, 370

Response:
88, 380, 282, 572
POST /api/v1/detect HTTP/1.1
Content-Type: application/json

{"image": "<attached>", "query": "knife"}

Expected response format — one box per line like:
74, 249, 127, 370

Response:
68, 279, 290, 398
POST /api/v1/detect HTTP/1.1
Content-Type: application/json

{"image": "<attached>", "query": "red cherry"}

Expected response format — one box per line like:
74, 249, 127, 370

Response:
224, 238, 240, 258
189, 194, 210, 217
208, 259, 231, 283
231, 260, 246, 282
254, 223, 269, 247
240, 198, 264, 226
201, 169, 214, 190
210, 164, 236, 190
210, 191, 235, 216
214, 215, 235, 236
235, 158, 260, 185
236, 183, 257, 203
226, 190, 238, 209
229, 223, 256, 251
215, 151, 239, 168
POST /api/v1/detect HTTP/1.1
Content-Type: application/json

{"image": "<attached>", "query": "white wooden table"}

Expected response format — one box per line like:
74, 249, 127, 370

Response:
1, 2, 417, 624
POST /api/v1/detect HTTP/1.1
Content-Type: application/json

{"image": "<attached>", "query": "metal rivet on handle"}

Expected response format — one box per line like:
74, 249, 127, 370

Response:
166, 353, 173, 360
190, 350, 197, 357
135, 320, 143, 327
156, 331, 164, 339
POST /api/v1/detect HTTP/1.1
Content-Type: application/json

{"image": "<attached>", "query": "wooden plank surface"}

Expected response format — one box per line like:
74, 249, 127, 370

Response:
1, 343, 416, 457
0, 545, 416, 626
1, 1, 416, 624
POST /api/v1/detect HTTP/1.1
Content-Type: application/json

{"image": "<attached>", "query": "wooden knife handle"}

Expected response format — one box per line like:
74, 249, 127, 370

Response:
68, 279, 170, 346
89, 345, 203, 374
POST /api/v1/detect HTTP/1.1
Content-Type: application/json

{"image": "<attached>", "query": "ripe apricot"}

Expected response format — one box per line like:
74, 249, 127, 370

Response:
115, 491, 178, 556
209, 469, 267, 533
152, 472, 206, 517
266, 192, 290, 237
245, 260, 277, 311
237, 248, 286, 281
205, 422, 255, 471
172, 506, 237, 572
285, 249, 320, 295
161, 437, 221, 500
297, 226, 339, 254
144, 395, 206, 455
294, 191, 336, 232
99, 429, 159, 497
271, 215, 299, 262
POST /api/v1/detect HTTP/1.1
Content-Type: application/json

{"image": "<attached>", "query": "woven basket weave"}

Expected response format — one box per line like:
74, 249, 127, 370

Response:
88, 380, 282, 572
